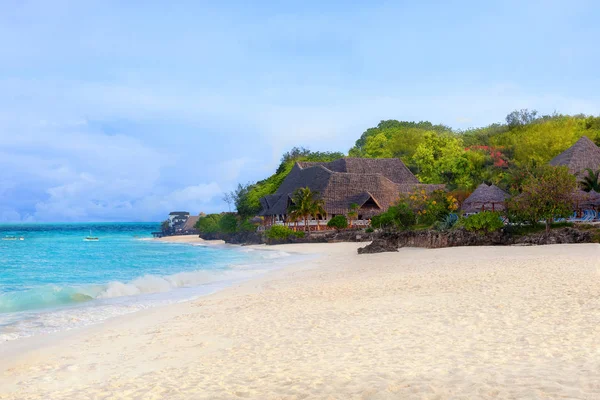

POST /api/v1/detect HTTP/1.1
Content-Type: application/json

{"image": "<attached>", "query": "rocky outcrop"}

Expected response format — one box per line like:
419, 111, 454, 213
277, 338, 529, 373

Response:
358, 228, 594, 254
357, 239, 398, 254
200, 229, 376, 246
265, 229, 376, 245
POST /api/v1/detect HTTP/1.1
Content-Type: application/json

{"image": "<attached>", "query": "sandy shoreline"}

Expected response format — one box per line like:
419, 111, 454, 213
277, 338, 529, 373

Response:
1, 240, 599, 399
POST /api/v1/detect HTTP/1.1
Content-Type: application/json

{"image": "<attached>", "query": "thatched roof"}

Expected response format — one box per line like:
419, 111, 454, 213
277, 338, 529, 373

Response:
549, 136, 600, 176
182, 215, 199, 231
297, 158, 419, 185
462, 183, 510, 213
259, 158, 442, 217
576, 190, 600, 208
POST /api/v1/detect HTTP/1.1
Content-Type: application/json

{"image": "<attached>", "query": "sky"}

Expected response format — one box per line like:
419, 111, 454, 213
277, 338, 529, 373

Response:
1, 0, 599, 222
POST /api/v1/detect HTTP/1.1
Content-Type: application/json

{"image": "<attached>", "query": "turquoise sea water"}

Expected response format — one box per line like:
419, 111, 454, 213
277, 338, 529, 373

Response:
0, 223, 295, 343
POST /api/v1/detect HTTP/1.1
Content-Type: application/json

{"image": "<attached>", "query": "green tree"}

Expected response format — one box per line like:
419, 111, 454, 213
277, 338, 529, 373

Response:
505, 109, 539, 128
218, 213, 238, 234
507, 166, 577, 232
580, 169, 600, 192
195, 214, 222, 234
362, 133, 393, 158
411, 132, 474, 189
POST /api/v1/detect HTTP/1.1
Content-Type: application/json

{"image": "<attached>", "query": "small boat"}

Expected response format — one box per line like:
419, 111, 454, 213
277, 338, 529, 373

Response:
2, 236, 24, 241
84, 230, 99, 241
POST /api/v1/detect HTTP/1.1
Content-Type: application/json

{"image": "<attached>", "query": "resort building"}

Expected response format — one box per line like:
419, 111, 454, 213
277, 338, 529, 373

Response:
168, 211, 190, 230
549, 136, 600, 178
259, 158, 443, 228
461, 183, 510, 215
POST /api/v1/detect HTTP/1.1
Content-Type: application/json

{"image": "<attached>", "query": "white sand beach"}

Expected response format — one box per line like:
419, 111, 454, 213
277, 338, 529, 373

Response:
1, 241, 599, 399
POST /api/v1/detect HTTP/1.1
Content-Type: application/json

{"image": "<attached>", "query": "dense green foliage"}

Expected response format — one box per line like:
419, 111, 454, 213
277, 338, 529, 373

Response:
345, 112, 600, 191
371, 203, 415, 230
265, 225, 305, 240
327, 215, 349, 230
195, 213, 256, 235
461, 212, 504, 234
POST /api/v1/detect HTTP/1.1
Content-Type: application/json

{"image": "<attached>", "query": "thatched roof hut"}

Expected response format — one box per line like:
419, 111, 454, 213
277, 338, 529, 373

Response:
576, 190, 600, 208
549, 136, 600, 177
182, 215, 199, 232
259, 158, 443, 218
461, 183, 510, 214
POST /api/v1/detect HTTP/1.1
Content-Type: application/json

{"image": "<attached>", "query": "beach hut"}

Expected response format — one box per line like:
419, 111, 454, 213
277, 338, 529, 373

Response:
461, 183, 510, 214
577, 190, 600, 209
549, 136, 600, 178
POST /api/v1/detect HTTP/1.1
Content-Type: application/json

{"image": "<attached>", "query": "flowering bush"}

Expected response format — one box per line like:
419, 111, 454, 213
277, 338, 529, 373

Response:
466, 145, 509, 168
405, 189, 458, 226
372, 189, 459, 230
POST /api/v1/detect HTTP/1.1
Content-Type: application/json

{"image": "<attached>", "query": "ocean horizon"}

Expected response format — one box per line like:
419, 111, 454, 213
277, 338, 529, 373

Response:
0, 223, 297, 343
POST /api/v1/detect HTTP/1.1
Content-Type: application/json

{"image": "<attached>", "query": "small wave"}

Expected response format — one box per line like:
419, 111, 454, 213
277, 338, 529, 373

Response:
0, 269, 245, 314
260, 251, 291, 259
97, 270, 236, 299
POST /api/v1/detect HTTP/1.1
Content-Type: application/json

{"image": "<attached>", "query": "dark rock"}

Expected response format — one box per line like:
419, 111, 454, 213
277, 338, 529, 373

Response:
357, 227, 595, 254
358, 239, 399, 254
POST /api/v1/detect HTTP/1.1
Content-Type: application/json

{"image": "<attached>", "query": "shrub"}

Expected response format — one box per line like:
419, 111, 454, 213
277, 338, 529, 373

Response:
371, 203, 415, 230
462, 212, 504, 234
433, 213, 458, 231
265, 225, 305, 240
195, 214, 222, 233
218, 213, 239, 234
327, 215, 348, 230
365, 227, 374, 233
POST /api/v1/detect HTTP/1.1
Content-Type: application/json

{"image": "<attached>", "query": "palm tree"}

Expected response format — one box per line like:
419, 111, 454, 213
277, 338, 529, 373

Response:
580, 168, 600, 192
347, 203, 359, 228
287, 187, 324, 233
311, 197, 327, 231
287, 210, 300, 230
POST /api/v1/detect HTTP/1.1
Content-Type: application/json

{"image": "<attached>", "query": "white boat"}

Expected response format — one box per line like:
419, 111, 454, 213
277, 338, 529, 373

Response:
2, 236, 24, 241
84, 230, 99, 241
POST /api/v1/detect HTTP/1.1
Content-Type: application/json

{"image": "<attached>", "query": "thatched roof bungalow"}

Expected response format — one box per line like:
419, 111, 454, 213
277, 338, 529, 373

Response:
461, 183, 510, 214
549, 136, 600, 177
576, 190, 600, 208
259, 158, 443, 220
182, 215, 199, 232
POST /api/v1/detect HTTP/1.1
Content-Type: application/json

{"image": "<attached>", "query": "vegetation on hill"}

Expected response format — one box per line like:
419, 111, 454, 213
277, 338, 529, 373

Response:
199, 110, 600, 238
348, 111, 600, 190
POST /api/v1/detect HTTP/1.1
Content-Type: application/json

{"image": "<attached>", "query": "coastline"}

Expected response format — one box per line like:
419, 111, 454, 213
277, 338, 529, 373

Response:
1, 242, 599, 399
152, 235, 226, 246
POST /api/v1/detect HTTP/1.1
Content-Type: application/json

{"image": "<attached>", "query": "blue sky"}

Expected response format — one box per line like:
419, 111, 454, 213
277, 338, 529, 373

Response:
1, 0, 599, 222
